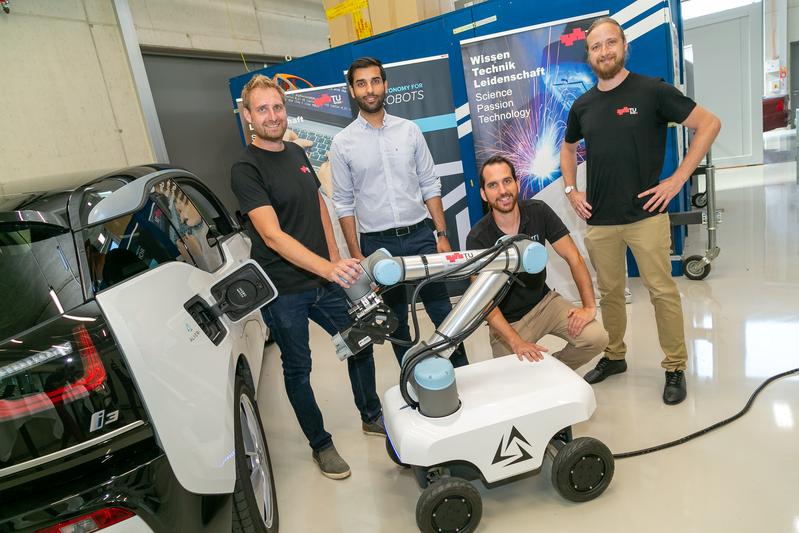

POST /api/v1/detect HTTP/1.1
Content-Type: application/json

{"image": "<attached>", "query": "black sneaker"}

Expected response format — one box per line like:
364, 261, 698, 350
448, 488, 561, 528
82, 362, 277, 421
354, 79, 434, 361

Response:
312, 445, 351, 479
583, 357, 627, 384
663, 370, 687, 405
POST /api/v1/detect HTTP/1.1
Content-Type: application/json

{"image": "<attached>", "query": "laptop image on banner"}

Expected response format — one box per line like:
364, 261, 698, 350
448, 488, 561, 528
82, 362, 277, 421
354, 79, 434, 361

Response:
285, 84, 354, 170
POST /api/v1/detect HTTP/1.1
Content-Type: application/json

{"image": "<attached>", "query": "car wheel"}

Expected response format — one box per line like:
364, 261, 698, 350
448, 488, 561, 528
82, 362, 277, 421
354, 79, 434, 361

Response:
550, 437, 614, 502
233, 375, 278, 533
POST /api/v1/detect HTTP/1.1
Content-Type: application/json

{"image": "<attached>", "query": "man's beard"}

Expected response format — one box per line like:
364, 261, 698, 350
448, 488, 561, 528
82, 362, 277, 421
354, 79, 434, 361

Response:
490, 193, 517, 214
590, 50, 625, 80
355, 92, 385, 113
252, 121, 286, 143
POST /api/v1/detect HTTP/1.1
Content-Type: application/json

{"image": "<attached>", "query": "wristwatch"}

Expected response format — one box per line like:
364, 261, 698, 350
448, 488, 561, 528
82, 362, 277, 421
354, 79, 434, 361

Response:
564, 185, 577, 195
436, 229, 448, 238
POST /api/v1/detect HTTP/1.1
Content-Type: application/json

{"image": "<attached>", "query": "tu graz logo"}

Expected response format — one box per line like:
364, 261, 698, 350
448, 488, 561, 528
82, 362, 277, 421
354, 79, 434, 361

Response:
491, 426, 534, 466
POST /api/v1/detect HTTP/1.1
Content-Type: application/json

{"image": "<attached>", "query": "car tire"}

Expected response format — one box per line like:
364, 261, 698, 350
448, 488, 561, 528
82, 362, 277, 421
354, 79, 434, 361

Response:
415, 477, 482, 533
233, 375, 279, 533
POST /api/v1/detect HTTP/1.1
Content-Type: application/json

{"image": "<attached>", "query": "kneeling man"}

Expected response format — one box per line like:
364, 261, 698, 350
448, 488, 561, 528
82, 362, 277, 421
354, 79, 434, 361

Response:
466, 155, 608, 369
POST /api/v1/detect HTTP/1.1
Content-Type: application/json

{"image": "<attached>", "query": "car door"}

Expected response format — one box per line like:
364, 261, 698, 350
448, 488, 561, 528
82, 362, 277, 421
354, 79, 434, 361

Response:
86, 172, 276, 495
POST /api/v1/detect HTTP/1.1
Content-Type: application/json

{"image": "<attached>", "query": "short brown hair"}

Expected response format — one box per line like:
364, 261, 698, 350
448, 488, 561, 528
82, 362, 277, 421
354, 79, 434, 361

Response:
240, 74, 285, 110
585, 17, 626, 49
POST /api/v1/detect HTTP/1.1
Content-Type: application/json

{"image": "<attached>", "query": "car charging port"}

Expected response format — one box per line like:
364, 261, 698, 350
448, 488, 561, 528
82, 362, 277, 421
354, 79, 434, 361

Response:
183, 296, 226, 345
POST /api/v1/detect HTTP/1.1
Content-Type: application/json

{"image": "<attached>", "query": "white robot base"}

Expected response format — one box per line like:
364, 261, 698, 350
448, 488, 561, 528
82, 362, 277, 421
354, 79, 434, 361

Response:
335, 239, 615, 532
383, 353, 615, 532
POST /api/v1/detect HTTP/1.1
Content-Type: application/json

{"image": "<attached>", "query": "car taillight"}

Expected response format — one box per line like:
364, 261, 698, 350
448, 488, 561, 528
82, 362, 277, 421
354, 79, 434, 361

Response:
0, 324, 107, 421
35, 507, 134, 533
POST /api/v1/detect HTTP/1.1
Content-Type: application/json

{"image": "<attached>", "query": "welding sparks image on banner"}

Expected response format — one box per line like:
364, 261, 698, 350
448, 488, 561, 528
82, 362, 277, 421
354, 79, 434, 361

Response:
461, 14, 601, 199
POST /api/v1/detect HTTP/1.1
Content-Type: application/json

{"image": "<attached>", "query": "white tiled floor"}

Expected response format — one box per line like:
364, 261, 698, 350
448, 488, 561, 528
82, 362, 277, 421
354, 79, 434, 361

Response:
256, 161, 799, 533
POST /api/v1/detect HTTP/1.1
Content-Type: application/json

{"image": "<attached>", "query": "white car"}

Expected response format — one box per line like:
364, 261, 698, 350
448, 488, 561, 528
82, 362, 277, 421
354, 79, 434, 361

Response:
0, 166, 279, 532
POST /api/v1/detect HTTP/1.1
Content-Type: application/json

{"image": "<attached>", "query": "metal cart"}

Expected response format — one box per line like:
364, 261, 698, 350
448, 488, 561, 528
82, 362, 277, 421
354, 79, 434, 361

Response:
669, 148, 720, 280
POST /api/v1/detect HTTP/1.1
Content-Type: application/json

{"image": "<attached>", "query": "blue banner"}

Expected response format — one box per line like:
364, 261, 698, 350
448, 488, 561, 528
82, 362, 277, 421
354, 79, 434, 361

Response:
460, 14, 602, 199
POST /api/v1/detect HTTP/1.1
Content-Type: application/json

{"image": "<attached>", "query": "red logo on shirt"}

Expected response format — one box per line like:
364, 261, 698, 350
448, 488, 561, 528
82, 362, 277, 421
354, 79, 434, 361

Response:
560, 28, 586, 47
300, 165, 310, 173
445, 252, 465, 263
616, 106, 638, 116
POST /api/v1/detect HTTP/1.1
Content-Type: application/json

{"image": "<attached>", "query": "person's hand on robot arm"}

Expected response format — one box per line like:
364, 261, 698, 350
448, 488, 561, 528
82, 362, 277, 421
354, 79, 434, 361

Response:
638, 105, 721, 213
559, 140, 592, 220
248, 204, 362, 289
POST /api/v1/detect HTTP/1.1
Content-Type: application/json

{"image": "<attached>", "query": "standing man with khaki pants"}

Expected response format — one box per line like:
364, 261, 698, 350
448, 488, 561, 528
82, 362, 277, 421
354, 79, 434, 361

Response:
560, 17, 720, 404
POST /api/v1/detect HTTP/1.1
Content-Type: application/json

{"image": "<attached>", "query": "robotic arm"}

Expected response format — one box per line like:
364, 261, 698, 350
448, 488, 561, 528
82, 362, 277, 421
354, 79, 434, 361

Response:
332, 235, 548, 362
333, 235, 548, 414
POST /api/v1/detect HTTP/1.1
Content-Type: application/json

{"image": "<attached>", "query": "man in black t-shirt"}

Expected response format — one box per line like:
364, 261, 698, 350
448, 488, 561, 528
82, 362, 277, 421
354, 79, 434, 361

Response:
466, 155, 608, 370
230, 75, 383, 480
560, 18, 720, 404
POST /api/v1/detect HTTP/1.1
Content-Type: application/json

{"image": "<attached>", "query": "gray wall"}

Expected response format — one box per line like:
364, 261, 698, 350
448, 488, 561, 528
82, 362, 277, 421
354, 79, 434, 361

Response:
142, 54, 256, 212
0, 0, 330, 192
0, 1, 153, 193
130, 0, 328, 58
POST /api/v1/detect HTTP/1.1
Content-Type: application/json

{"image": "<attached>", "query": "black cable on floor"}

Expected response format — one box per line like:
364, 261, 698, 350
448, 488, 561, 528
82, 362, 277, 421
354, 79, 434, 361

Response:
612, 367, 799, 459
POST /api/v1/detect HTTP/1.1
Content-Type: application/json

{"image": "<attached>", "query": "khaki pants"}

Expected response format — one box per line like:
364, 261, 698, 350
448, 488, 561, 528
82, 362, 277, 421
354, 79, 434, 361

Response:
489, 291, 609, 370
583, 213, 687, 371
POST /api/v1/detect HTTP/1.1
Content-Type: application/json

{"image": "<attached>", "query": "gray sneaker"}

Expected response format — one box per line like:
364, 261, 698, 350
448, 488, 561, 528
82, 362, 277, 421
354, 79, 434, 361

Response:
362, 415, 386, 437
312, 445, 351, 479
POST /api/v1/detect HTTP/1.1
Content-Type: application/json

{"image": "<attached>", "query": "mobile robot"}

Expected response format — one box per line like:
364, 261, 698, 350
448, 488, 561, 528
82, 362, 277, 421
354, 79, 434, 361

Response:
333, 236, 614, 532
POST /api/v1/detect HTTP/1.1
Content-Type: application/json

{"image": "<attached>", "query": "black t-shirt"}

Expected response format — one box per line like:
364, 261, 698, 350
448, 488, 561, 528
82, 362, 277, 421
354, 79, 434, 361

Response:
466, 200, 569, 323
231, 142, 328, 294
564, 72, 697, 225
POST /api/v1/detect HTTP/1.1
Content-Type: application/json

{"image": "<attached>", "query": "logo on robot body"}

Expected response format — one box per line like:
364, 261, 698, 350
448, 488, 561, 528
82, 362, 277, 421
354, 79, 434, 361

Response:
491, 425, 534, 466
444, 252, 474, 263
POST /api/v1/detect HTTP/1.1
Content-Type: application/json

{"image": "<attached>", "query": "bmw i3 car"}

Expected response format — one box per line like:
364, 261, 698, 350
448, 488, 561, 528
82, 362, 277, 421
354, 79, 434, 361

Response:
0, 166, 279, 532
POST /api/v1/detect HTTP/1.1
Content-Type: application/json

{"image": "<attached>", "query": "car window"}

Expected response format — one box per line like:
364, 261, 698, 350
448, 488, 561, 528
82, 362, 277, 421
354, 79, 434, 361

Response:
155, 180, 226, 272
82, 179, 224, 293
176, 180, 236, 237
0, 222, 83, 341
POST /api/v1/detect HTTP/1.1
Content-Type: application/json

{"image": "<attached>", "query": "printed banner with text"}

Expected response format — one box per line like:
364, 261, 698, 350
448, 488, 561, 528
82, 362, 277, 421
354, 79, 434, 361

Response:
460, 14, 603, 302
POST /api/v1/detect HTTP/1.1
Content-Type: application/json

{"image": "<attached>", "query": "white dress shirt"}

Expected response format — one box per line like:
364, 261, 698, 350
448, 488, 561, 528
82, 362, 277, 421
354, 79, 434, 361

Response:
330, 112, 441, 233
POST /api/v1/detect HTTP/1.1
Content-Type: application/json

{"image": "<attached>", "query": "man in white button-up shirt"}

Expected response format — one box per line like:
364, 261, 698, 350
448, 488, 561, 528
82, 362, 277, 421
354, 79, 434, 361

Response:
330, 57, 468, 368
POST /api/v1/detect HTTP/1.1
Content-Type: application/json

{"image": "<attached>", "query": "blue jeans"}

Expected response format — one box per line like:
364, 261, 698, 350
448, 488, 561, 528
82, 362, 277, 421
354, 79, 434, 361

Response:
360, 226, 469, 368
261, 282, 382, 452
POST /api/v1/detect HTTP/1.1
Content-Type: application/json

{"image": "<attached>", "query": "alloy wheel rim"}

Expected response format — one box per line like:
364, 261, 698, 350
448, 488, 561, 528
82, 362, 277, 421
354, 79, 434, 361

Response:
240, 393, 274, 528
